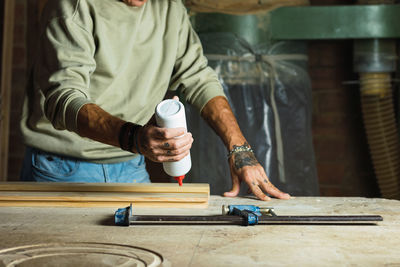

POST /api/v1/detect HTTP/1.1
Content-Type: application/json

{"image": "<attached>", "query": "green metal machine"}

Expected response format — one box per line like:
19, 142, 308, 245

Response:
269, 5, 400, 40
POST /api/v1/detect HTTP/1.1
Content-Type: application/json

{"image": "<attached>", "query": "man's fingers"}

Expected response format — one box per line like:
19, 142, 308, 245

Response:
157, 150, 190, 162
248, 181, 270, 201
140, 124, 193, 162
160, 142, 192, 158
155, 127, 187, 139
159, 133, 193, 150
260, 179, 291, 200
147, 140, 192, 162
224, 174, 240, 197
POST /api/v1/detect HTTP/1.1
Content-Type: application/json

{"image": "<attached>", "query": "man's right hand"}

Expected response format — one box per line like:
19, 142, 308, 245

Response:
135, 124, 193, 163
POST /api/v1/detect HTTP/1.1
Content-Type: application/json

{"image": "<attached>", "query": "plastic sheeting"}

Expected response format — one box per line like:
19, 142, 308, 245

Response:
184, 33, 319, 196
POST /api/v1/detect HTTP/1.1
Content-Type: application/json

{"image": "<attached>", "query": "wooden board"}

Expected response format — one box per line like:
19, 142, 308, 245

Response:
0, 201, 209, 209
0, 0, 15, 181
0, 182, 209, 193
0, 182, 210, 208
0, 192, 208, 202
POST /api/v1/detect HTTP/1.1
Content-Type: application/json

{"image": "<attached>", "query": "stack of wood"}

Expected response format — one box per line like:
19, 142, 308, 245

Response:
0, 182, 210, 208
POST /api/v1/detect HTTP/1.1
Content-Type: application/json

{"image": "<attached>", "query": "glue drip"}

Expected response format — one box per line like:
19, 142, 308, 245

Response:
174, 175, 185, 186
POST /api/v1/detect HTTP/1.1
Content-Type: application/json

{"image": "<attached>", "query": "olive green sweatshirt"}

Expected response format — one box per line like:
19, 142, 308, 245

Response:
21, 0, 225, 163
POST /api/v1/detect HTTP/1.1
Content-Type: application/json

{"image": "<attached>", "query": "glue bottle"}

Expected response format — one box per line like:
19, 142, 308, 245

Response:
155, 99, 191, 186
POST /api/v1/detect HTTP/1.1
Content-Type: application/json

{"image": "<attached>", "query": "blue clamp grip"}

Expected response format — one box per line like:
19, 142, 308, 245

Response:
226, 205, 262, 216
232, 207, 259, 226
114, 203, 132, 226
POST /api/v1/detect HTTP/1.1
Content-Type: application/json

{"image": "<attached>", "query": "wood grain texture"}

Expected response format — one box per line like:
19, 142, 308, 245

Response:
0, 201, 209, 208
0, 182, 210, 208
0, 192, 208, 202
0, 182, 209, 193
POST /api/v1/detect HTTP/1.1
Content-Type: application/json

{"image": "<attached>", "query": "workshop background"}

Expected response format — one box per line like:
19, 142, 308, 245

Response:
2, 0, 399, 198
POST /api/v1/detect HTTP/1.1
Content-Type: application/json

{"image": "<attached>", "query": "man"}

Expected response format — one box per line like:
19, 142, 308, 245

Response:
20, 0, 290, 201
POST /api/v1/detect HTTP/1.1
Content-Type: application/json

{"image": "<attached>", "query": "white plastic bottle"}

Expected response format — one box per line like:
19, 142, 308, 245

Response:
155, 99, 191, 186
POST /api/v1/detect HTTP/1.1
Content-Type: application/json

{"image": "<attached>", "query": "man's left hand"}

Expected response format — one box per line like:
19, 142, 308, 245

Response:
223, 143, 291, 201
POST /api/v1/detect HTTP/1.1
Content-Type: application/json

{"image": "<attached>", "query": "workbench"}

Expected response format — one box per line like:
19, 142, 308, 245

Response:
0, 196, 399, 266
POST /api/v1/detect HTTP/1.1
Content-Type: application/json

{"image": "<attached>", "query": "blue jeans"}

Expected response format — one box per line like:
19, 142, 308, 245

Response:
20, 147, 150, 183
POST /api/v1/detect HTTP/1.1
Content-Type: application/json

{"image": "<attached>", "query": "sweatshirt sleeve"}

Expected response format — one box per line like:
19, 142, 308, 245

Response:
35, 15, 96, 132
169, 4, 226, 112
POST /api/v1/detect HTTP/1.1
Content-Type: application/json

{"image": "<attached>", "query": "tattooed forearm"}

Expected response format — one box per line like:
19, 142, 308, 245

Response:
233, 151, 258, 170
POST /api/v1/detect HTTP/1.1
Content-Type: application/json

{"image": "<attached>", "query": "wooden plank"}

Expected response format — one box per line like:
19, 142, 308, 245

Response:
0, 182, 210, 194
0, 201, 209, 208
0, 182, 210, 208
0, 192, 208, 203
0, 0, 15, 181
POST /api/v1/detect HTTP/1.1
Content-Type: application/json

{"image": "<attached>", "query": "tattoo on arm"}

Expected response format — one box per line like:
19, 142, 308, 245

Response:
233, 151, 258, 170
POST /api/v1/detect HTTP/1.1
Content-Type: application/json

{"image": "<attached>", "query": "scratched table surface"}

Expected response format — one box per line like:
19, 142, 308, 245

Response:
0, 196, 399, 266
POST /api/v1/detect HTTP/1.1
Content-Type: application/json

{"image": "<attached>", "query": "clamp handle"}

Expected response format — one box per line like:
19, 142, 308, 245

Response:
114, 203, 133, 226
222, 205, 276, 216
231, 207, 259, 226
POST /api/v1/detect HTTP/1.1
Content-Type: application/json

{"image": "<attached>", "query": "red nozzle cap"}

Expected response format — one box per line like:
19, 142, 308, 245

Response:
174, 175, 185, 186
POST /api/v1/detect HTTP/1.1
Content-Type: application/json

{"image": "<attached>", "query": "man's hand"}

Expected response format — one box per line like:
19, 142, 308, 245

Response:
77, 103, 192, 164
201, 96, 291, 201
136, 123, 193, 163
224, 143, 290, 201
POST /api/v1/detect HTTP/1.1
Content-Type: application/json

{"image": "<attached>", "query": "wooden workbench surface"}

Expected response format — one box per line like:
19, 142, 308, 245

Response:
0, 196, 399, 266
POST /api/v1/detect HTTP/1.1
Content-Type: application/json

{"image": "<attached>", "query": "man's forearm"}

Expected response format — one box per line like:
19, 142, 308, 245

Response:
77, 103, 126, 148
201, 96, 247, 150
76, 103, 192, 161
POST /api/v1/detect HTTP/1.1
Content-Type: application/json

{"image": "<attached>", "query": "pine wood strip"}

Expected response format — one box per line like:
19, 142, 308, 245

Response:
0, 201, 209, 208
0, 192, 208, 203
0, 182, 210, 194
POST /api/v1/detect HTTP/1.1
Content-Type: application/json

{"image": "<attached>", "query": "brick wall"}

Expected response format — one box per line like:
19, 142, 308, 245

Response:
6, 0, 381, 196
309, 0, 379, 197
309, 41, 379, 196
